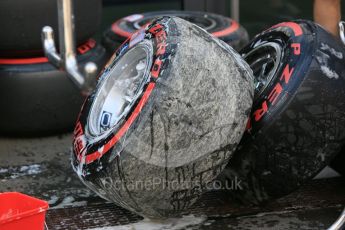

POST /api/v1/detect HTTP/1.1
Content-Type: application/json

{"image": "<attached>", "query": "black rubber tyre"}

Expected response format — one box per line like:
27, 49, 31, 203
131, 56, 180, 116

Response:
0, 0, 102, 58
102, 11, 249, 53
219, 20, 345, 204
72, 17, 254, 218
330, 150, 345, 176
0, 40, 107, 136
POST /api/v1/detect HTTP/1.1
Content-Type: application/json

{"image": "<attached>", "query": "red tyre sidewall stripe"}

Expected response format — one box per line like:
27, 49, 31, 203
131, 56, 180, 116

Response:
111, 20, 151, 39
270, 22, 303, 37
248, 21, 303, 130
111, 20, 133, 38
79, 22, 169, 165
85, 82, 156, 164
0, 39, 96, 65
0, 57, 49, 65
212, 20, 240, 37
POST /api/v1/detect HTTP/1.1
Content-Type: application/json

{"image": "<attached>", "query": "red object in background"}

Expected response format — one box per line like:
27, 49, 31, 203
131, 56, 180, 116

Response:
0, 192, 49, 230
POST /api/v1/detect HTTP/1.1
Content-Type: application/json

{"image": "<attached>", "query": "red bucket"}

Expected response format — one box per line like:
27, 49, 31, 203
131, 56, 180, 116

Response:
0, 192, 49, 230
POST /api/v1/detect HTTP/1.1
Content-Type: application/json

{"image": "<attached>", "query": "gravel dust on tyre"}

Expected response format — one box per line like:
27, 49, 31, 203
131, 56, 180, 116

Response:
72, 17, 254, 218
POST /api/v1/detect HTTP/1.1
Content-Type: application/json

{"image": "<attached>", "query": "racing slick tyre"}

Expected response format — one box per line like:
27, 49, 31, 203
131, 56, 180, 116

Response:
102, 11, 249, 54
219, 20, 345, 204
0, 0, 102, 58
72, 17, 254, 218
0, 40, 107, 136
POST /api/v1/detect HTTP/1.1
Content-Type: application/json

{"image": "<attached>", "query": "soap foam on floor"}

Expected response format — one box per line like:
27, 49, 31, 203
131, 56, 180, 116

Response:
87, 215, 206, 230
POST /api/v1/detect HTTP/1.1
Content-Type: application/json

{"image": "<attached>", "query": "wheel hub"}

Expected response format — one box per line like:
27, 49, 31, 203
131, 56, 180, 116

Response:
243, 42, 282, 98
88, 42, 153, 137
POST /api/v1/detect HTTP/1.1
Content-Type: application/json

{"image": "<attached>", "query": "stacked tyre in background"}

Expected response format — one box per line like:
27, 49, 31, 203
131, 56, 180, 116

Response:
0, 0, 107, 136
102, 11, 249, 52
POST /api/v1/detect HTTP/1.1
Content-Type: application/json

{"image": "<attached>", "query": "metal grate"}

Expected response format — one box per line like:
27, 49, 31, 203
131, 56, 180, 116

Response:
46, 178, 345, 229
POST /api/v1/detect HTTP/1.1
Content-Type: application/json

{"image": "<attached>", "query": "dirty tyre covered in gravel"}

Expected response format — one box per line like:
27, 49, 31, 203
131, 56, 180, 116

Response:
72, 17, 254, 218
219, 20, 345, 204
0, 40, 107, 136
102, 11, 249, 53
